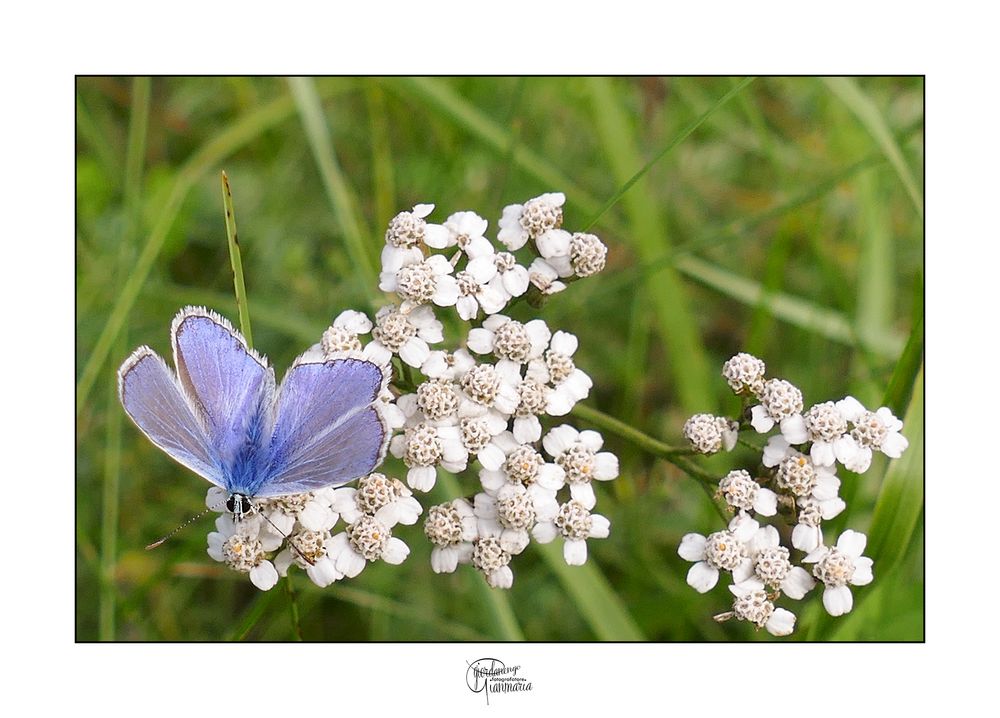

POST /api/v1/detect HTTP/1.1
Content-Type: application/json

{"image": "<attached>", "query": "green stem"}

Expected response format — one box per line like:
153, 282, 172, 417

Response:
284, 574, 303, 641
569, 403, 718, 486
222, 171, 253, 348
570, 403, 687, 458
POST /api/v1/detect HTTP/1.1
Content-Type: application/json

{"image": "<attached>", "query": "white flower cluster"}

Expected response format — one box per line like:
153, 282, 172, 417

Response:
205, 472, 421, 590
206, 192, 615, 591
678, 352, 907, 634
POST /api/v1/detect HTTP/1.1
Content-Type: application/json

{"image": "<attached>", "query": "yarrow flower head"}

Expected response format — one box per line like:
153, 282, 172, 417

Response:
498, 192, 565, 251
716, 580, 797, 636
802, 530, 874, 616
424, 498, 477, 574
188, 189, 616, 598
532, 499, 610, 566
683, 414, 738, 454
722, 352, 766, 396
678, 513, 758, 593
542, 425, 619, 509
679, 352, 907, 636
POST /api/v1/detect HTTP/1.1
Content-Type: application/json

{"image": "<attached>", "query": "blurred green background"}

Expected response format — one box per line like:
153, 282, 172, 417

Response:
76, 76, 923, 641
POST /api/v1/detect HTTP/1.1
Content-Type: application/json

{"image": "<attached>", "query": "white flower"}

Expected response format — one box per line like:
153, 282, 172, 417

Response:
389, 421, 466, 491
364, 304, 443, 368
526, 330, 592, 416
677, 513, 758, 593
457, 413, 510, 470
454, 261, 508, 320
320, 309, 373, 358
722, 352, 766, 396
762, 434, 793, 468
683, 413, 739, 454
326, 514, 410, 579
414, 378, 460, 424
832, 397, 909, 473
489, 251, 530, 301
791, 492, 846, 552
471, 535, 514, 588
526, 257, 567, 296
567, 232, 608, 277
802, 530, 874, 616
791, 400, 851, 466
467, 314, 550, 367
330, 473, 422, 529
497, 191, 565, 251
749, 378, 804, 436
740, 525, 815, 599
478, 436, 565, 495
510, 379, 549, 444
273, 528, 342, 588
206, 513, 279, 591
381, 203, 436, 273
541, 425, 619, 509
426, 210, 494, 258
421, 348, 476, 381
457, 361, 520, 422
474, 483, 558, 555
717, 469, 777, 516
258, 488, 339, 538
424, 499, 477, 574
531, 499, 610, 566
379, 254, 459, 310
535, 228, 574, 277
721, 579, 797, 636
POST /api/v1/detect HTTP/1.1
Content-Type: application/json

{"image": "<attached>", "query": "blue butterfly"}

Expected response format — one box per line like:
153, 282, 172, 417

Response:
118, 307, 390, 521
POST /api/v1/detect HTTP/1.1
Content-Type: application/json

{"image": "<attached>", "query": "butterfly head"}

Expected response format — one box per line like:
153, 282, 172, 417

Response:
226, 493, 254, 522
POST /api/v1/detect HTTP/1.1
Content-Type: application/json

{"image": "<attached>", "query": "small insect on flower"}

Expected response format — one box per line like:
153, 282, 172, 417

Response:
118, 306, 393, 575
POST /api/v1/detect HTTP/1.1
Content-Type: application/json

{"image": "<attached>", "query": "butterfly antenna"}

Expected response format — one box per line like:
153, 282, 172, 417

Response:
248, 501, 317, 567
145, 502, 223, 550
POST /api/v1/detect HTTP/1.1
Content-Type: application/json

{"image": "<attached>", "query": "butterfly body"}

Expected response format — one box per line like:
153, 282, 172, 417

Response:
118, 307, 390, 512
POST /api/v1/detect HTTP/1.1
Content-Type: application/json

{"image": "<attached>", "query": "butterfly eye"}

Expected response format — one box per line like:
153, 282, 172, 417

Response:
225, 496, 236, 513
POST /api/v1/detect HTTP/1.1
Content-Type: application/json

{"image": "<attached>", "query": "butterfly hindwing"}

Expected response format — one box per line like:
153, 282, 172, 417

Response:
256, 357, 389, 497
118, 346, 224, 487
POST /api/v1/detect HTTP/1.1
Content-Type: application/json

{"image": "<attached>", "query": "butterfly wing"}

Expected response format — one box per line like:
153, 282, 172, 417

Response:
171, 307, 276, 468
255, 357, 389, 497
118, 346, 224, 486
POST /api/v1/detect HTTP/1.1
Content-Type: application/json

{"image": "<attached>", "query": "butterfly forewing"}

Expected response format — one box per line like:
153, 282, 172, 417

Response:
257, 358, 389, 496
118, 346, 225, 487
171, 308, 276, 465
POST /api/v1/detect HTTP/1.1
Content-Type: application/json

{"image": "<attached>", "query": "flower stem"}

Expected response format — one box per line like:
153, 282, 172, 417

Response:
570, 403, 716, 485
284, 574, 303, 641
222, 171, 254, 348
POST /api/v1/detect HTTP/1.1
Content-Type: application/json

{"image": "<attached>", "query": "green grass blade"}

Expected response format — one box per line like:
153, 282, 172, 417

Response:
99, 337, 124, 641
221, 171, 254, 348
673, 255, 905, 359
586, 77, 747, 412
323, 585, 490, 641
882, 309, 924, 416
287, 77, 378, 292
155, 284, 322, 345
823, 77, 923, 217
386, 77, 604, 216
99, 77, 150, 641
855, 171, 893, 357
867, 365, 924, 573
76, 95, 299, 415
227, 588, 280, 641
365, 84, 397, 227
583, 76, 755, 231
533, 542, 645, 641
